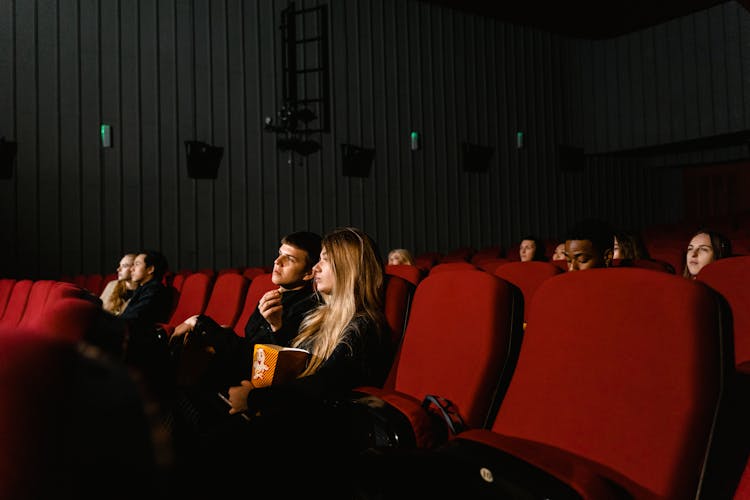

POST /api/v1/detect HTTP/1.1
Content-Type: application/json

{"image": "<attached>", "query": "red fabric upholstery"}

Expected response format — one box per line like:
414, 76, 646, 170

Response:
29, 297, 102, 342
163, 272, 213, 333
551, 258, 569, 271
493, 261, 563, 323
734, 458, 750, 499
470, 245, 503, 266
202, 273, 250, 329
441, 246, 475, 263
83, 273, 104, 295
217, 267, 242, 275
359, 269, 523, 448
414, 252, 442, 271
232, 273, 276, 337
73, 274, 87, 288
0, 279, 15, 319
242, 266, 268, 281
428, 262, 478, 275
457, 269, 723, 499
172, 273, 186, 293
697, 256, 750, 373
383, 274, 414, 346
0, 280, 33, 327
385, 264, 422, 286
474, 257, 510, 273
648, 247, 684, 276
0, 331, 157, 499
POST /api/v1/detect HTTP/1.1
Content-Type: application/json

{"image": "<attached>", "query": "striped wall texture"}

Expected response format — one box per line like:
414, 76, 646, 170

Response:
0, 0, 746, 278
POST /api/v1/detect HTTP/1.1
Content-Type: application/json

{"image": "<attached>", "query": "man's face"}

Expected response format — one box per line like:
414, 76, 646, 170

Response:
131, 254, 154, 284
564, 240, 604, 271
272, 244, 313, 289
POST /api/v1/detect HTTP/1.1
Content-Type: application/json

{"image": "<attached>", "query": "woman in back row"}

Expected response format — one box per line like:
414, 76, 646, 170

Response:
682, 229, 732, 279
100, 253, 138, 316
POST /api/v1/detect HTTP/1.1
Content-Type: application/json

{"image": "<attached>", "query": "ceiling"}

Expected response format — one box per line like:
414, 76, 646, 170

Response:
423, 0, 747, 39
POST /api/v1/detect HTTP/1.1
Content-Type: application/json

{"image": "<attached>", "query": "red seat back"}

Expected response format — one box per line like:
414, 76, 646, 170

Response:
202, 273, 250, 329
0, 280, 33, 327
167, 273, 213, 327
242, 267, 268, 281
385, 264, 422, 287
697, 256, 750, 373
84, 274, 104, 295
232, 273, 277, 337
493, 261, 563, 323
0, 279, 16, 319
383, 274, 414, 346
481, 269, 724, 499
428, 262, 477, 275
389, 270, 523, 431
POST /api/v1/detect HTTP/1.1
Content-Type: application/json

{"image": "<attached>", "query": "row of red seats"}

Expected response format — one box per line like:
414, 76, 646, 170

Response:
352, 256, 750, 499
0, 279, 101, 341
1, 254, 748, 497
157, 270, 414, 350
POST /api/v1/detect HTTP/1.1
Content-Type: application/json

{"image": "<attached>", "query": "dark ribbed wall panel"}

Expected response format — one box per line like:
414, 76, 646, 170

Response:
582, 1, 750, 167
0, 0, 690, 278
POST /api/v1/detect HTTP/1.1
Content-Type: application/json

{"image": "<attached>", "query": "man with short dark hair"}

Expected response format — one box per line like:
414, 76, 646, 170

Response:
170, 231, 322, 390
119, 250, 172, 326
563, 219, 615, 271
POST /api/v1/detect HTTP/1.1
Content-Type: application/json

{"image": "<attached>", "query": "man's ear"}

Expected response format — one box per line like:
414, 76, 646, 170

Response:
302, 268, 314, 281
146, 265, 155, 277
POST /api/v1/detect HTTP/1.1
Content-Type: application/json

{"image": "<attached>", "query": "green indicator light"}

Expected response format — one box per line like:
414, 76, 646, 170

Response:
100, 124, 112, 148
410, 131, 420, 151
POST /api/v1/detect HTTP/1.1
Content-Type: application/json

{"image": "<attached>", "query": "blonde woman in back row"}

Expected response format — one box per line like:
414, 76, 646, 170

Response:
100, 253, 138, 316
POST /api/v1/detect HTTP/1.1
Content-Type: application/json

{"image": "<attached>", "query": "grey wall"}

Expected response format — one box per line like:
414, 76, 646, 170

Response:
1, 0, 739, 279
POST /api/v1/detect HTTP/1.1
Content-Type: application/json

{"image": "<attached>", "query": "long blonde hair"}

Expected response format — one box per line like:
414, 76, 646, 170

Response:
103, 279, 132, 315
293, 227, 386, 375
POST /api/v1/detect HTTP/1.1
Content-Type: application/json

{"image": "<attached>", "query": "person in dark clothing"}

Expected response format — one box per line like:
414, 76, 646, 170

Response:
198, 227, 394, 498
120, 250, 171, 326
168, 231, 322, 388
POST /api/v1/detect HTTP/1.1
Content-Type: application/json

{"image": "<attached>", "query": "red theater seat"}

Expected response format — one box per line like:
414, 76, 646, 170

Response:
493, 261, 563, 323
161, 273, 213, 335
0, 331, 158, 499
359, 269, 727, 499
428, 262, 478, 275
385, 264, 423, 287
232, 273, 277, 337
697, 256, 750, 374
83, 273, 105, 295
201, 273, 250, 329
441, 246, 475, 263
0, 280, 34, 328
0, 279, 15, 319
353, 269, 523, 449
383, 274, 414, 347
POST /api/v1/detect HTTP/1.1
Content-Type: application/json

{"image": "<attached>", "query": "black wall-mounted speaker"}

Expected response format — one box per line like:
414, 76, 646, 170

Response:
461, 142, 494, 172
185, 140, 224, 179
341, 144, 375, 178
558, 144, 584, 172
0, 137, 17, 179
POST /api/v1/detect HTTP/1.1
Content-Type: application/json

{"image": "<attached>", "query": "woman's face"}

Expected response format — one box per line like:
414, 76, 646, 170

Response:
686, 233, 715, 277
117, 255, 135, 280
312, 247, 335, 296
552, 243, 565, 261
388, 252, 406, 266
519, 240, 536, 262
612, 237, 622, 260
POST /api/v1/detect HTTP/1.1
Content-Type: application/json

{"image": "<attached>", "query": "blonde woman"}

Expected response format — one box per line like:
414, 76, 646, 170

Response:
228, 226, 392, 413
100, 253, 137, 315
182, 230, 394, 496
387, 248, 414, 266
